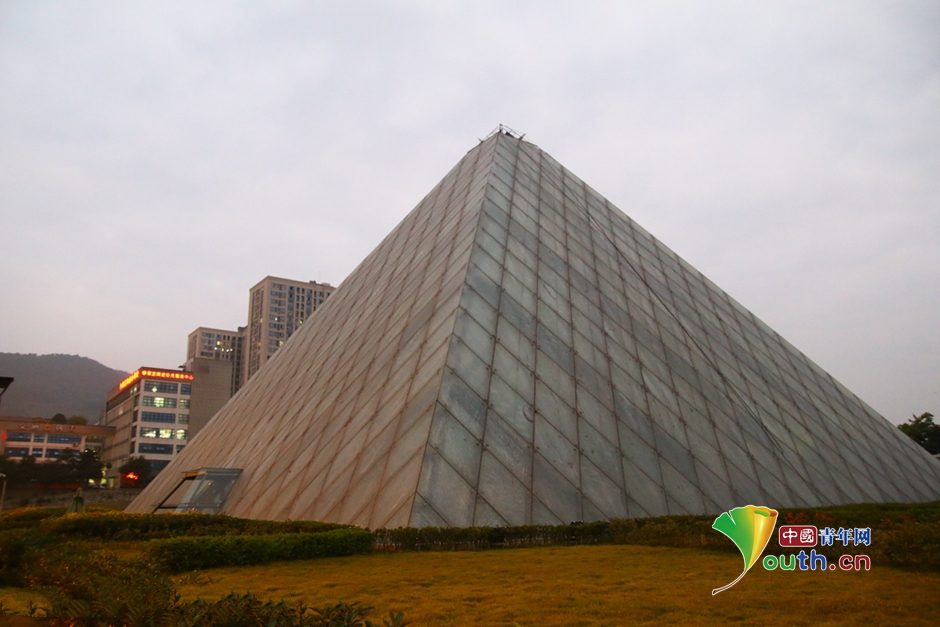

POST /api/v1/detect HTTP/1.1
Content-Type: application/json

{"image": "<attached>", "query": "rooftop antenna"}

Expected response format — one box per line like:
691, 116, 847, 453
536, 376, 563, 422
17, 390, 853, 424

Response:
480, 124, 526, 143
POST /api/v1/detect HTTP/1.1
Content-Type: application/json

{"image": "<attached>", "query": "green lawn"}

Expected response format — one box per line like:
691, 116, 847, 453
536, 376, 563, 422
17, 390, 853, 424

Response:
174, 544, 940, 626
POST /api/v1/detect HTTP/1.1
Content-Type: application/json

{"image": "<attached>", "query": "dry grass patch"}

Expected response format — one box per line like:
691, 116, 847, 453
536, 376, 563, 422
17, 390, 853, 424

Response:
177, 544, 940, 626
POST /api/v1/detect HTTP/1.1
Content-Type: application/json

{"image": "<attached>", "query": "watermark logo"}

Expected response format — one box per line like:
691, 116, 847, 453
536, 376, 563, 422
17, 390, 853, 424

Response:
763, 525, 872, 572
711, 505, 778, 595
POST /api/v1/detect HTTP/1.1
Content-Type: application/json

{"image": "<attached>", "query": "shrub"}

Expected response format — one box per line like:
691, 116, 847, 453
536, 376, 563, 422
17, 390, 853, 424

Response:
148, 528, 375, 572
0, 507, 67, 531
40, 511, 349, 540
169, 595, 409, 627
23, 545, 176, 627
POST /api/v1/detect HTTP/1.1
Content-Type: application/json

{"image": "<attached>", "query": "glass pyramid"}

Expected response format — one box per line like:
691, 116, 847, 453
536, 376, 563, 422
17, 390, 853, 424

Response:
129, 129, 940, 527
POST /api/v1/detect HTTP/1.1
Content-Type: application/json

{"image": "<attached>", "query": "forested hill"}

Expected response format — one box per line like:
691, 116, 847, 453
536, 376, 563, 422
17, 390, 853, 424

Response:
0, 353, 128, 422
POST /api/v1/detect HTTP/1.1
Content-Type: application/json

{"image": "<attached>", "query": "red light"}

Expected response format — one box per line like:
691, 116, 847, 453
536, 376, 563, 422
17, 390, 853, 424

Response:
126, 472, 139, 481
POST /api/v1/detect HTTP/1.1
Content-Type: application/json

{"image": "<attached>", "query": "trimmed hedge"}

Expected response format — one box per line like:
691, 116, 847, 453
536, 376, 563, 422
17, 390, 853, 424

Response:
0, 506, 67, 531
374, 504, 940, 571
40, 510, 349, 539
147, 527, 375, 572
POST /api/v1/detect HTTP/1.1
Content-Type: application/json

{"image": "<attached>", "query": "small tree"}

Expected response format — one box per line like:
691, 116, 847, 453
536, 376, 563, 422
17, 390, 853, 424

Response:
50, 413, 67, 424
67, 416, 89, 425
898, 412, 940, 455
65, 449, 105, 485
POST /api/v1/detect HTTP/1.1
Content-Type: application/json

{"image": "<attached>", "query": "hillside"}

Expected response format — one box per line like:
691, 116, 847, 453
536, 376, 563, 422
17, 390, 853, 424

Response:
0, 353, 128, 422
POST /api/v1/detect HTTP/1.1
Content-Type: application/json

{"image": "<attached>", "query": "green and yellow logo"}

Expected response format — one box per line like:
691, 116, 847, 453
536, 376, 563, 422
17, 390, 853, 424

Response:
711, 505, 778, 595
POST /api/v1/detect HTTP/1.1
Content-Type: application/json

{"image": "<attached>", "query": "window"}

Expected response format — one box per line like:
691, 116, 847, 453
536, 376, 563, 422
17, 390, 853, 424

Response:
31, 449, 43, 457
45, 449, 66, 458
138, 443, 173, 455
176, 444, 185, 453
142, 396, 177, 408
144, 380, 179, 394
180, 383, 192, 395
176, 429, 187, 441
6, 432, 30, 442
33, 434, 45, 443
5, 447, 29, 457
177, 414, 189, 424
140, 411, 176, 424
179, 399, 190, 409
140, 428, 159, 438
47, 434, 82, 445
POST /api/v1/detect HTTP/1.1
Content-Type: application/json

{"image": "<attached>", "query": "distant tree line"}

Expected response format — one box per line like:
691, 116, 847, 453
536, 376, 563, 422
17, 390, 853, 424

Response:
898, 412, 940, 455
0, 450, 104, 489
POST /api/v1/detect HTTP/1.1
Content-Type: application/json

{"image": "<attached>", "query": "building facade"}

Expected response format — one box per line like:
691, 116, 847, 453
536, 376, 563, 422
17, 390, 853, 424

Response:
0, 417, 114, 462
186, 326, 245, 395
101, 368, 192, 485
185, 357, 234, 440
243, 276, 334, 385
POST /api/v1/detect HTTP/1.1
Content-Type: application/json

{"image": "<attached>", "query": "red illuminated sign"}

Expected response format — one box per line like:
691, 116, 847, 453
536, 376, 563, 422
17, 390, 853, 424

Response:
119, 369, 194, 391
125, 472, 139, 481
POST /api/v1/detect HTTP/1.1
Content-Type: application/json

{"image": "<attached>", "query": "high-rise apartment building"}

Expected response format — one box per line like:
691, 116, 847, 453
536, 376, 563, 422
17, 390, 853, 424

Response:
244, 276, 334, 384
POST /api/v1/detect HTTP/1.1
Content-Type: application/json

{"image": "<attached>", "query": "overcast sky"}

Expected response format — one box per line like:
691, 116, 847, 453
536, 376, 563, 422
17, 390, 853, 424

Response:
1, 1, 937, 425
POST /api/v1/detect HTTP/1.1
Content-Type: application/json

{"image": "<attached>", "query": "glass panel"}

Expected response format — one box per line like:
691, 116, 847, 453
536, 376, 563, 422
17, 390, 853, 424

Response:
474, 497, 509, 527
488, 371, 533, 438
533, 414, 579, 486
661, 461, 705, 515
535, 348, 576, 408
535, 378, 577, 443
536, 323, 574, 377
460, 285, 498, 335
577, 387, 618, 445
532, 454, 580, 524
410, 493, 448, 528
438, 370, 487, 439
496, 315, 535, 370
622, 457, 667, 517
477, 451, 529, 526
499, 292, 536, 340
581, 457, 627, 518
428, 402, 483, 485
417, 448, 475, 527
470, 244, 503, 285
502, 271, 537, 315
578, 419, 623, 487
475, 228, 505, 265
504, 249, 537, 292
483, 411, 533, 485
465, 263, 500, 309
446, 338, 490, 400
453, 309, 495, 363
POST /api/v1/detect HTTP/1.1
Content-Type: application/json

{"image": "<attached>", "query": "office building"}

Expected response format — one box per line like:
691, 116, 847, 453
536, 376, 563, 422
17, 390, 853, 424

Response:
101, 367, 192, 485
0, 416, 114, 462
